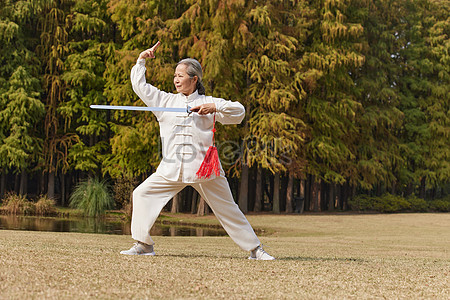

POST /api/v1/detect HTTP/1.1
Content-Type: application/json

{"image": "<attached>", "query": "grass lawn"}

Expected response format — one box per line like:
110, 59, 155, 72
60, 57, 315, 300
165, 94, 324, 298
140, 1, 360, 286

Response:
1, 213, 449, 299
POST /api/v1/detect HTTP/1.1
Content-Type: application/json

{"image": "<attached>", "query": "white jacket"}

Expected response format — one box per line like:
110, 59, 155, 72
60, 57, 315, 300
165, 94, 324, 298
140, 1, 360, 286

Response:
131, 59, 245, 182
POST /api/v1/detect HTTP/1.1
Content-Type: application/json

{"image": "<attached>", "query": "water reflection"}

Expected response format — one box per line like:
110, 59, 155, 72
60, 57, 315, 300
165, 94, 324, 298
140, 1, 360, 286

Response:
0, 215, 227, 237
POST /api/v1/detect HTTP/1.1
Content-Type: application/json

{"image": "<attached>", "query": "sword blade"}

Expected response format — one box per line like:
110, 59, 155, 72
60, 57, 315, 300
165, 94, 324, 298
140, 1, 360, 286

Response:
90, 105, 191, 113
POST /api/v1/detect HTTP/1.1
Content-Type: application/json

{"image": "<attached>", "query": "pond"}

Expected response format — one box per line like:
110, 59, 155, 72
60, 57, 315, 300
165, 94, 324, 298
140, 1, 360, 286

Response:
0, 215, 227, 237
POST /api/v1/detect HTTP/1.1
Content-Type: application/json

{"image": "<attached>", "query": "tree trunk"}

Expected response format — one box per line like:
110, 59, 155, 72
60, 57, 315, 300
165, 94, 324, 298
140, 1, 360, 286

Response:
280, 174, 288, 212
14, 174, 20, 194
254, 166, 263, 212
320, 181, 327, 211
273, 173, 280, 213
336, 184, 342, 210
171, 192, 180, 213
312, 176, 320, 212
196, 197, 209, 216
47, 171, 55, 199
316, 181, 322, 212
419, 177, 426, 199
268, 172, 274, 205
304, 174, 311, 212
238, 163, 249, 213
342, 182, 349, 210
328, 183, 335, 211
19, 170, 27, 196
38, 172, 45, 196
248, 167, 256, 212
298, 179, 305, 213
191, 189, 199, 214
0, 172, 6, 198
351, 184, 356, 206
391, 180, 396, 195
285, 173, 294, 213
60, 173, 65, 206
299, 179, 305, 199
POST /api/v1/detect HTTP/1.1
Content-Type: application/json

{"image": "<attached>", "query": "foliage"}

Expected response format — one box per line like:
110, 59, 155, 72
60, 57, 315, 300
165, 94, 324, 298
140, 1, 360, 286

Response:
406, 196, 429, 212
35, 195, 57, 216
350, 193, 450, 213
1, 193, 34, 215
0, 0, 448, 213
429, 199, 450, 212
350, 193, 410, 213
69, 178, 114, 217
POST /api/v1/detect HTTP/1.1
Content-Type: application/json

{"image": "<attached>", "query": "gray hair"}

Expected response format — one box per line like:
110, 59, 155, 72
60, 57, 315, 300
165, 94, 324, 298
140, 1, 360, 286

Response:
177, 58, 206, 95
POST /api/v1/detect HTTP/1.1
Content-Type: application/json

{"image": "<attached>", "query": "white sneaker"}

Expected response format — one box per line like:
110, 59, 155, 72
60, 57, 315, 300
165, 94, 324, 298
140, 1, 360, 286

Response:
248, 245, 275, 260
120, 242, 155, 256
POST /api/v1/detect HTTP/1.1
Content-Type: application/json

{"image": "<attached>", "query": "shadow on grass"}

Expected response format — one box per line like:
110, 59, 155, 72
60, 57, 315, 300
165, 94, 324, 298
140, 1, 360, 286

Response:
136, 253, 366, 262
155, 253, 241, 259
279, 256, 366, 262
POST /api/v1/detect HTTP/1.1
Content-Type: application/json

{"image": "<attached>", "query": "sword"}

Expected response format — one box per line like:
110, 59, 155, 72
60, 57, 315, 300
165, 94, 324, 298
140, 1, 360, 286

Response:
90, 105, 192, 114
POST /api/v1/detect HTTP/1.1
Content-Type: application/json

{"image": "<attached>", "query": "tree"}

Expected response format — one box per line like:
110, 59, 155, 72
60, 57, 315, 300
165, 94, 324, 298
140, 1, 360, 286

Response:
0, 0, 44, 196
423, 0, 449, 191
300, 0, 366, 209
353, 0, 405, 192
61, 0, 115, 176
37, 0, 78, 199
0, 67, 44, 194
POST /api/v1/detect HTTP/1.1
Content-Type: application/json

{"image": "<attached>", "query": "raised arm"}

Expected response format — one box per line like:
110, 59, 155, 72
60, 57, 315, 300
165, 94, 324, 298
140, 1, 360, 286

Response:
130, 41, 169, 110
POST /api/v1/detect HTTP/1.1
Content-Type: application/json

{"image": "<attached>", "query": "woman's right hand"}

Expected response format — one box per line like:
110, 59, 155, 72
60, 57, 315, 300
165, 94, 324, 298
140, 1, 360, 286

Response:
138, 41, 161, 60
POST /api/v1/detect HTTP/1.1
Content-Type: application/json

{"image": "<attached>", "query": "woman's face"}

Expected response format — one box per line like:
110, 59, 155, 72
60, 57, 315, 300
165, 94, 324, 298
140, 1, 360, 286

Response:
174, 64, 197, 96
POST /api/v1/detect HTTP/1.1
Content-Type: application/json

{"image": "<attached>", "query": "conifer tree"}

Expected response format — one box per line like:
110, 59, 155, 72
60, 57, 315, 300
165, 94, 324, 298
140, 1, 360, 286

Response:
0, 0, 44, 195
424, 0, 449, 188
395, 0, 450, 197
352, 0, 405, 191
301, 0, 366, 192
61, 0, 114, 175
0, 67, 44, 194
241, 0, 312, 176
37, 0, 77, 198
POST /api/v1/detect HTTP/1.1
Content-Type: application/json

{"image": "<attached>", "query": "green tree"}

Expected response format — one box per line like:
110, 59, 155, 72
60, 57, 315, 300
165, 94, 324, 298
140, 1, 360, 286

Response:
242, 1, 312, 176
0, 67, 44, 194
423, 0, 449, 191
395, 0, 450, 197
300, 0, 366, 209
353, 0, 405, 192
37, 0, 78, 199
61, 0, 115, 176
0, 0, 43, 196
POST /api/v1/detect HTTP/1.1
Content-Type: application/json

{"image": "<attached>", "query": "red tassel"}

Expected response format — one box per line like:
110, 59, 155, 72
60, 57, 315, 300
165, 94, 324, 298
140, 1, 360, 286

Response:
196, 113, 220, 179
196, 145, 220, 179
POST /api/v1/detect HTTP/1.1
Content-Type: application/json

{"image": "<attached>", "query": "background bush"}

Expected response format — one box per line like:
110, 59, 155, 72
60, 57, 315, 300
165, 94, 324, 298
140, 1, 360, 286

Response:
69, 178, 114, 217
429, 199, 450, 212
348, 194, 442, 213
1, 193, 35, 215
35, 195, 57, 216
406, 196, 429, 212
373, 194, 411, 213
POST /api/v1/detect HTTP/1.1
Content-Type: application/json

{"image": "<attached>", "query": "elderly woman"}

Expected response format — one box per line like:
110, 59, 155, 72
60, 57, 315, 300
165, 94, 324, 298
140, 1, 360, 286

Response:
120, 41, 274, 260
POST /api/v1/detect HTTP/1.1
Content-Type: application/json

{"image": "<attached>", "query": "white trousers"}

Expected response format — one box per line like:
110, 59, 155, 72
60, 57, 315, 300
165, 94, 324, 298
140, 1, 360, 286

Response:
131, 172, 261, 251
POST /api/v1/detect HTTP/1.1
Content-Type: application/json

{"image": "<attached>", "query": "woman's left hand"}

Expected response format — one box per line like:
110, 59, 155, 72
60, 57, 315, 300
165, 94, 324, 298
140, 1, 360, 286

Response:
191, 103, 216, 115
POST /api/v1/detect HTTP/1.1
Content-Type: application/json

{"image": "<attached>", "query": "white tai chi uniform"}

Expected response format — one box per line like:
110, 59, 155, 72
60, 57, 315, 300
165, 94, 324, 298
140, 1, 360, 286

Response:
130, 59, 261, 251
